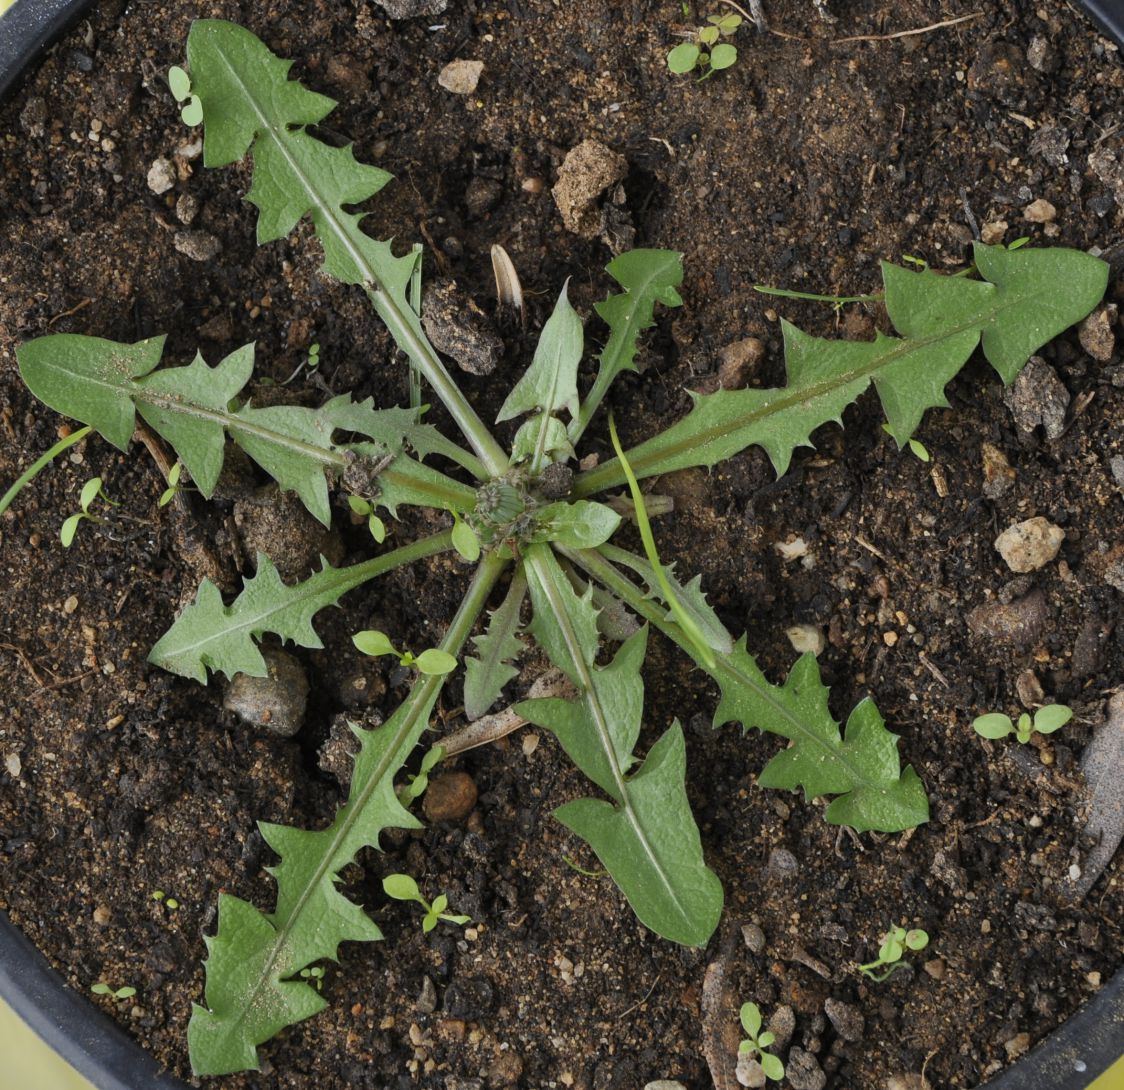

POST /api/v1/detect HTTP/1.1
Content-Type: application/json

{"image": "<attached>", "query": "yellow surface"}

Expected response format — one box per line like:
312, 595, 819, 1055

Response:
0, 993, 95, 1090
1091, 1054, 1124, 1090
0, 0, 16, 17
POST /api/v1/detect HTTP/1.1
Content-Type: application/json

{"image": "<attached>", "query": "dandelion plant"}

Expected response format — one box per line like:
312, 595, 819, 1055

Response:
10, 19, 1108, 1076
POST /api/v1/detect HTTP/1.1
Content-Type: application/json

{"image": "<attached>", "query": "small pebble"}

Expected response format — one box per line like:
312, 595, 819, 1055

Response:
173, 230, 222, 262
642, 1083, 687, 1090
741, 922, 767, 954
486, 1052, 523, 1086
786, 624, 825, 656
981, 442, 1016, 499
4, 753, 20, 778
63, 595, 79, 614
765, 847, 800, 882
438, 59, 484, 95
1004, 1033, 1031, 1060
1003, 356, 1069, 439
147, 157, 176, 195
1078, 304, 1117, 362
768, 1005, 796, 1050
885, 1077, 931, 1090
175, 193, 199, 225
980, 220, 1007, 245
552, 139, 628, 238
1023, 198, 1056, 223
422, 772, 478, 822
1015, 669, 1045, 709
93, 904, 112, 926
223, 647, 309, 737
824, 998, 864, 1042
785, 1047, 827, 1090
923, 958, 946, 980
736, 1056, 767, 1088
717, 337, 764, 390
994, 517, 1064, 573
464, 176, 502, 218
416, 976, 437, 1014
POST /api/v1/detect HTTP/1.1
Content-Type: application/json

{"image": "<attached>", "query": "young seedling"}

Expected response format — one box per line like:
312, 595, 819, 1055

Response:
10, 21, 1106, 1074
347, 494, 387, 543
881, 423, 929, 462
381, 874, 471, 933
299, 966, 326, 992
667, 12, 741, 80
168, 64, 202, 126
60, 476, 112, 547
352, 630, 458, 676
859, 924, 929, 981
158, 461, 183, 507
973, 704, 1073, 744
398, 744, 445, 803
90, 982, 137, 1001
738, 1001, 785, 1082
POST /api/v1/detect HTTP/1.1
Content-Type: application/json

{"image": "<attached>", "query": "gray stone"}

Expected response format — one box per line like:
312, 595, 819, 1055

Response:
423, 279, 503, 376
994, 517, 1064, 573
438, 59, 484, 95
552, 140, 628, 239
1003, 356, 1069, 440
642, 1083, 688, 1090
464, 176, 502, 217
824, 997, 864, 1042
147, 157, 176, 195
966, 590, 1049, 650
765, 847, 800, 882
1078, 304, 1117, 362
376, 0, 446, 16
741, 922, 767, 954
173, 229, 221, 262
223, 647, 309, 737
785, 1047, 827, 1090
736, 1056, 766, 1088
416, 975, 437, 1014
768, 1005, 795, 1050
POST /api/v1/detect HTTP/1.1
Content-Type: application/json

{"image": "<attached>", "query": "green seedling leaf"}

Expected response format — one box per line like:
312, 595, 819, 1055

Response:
667, 42, 701, 73
572, 249, 683, 443
414, 648, 457, 675
709, 43, 737, 69
152, 533, 452, 683
714, 642, 928, 831
532, 500, 621, 550
16, 335, 463, 527
879, 936, 903, 961
464, 570, 526, 720
973, 713, 1014, 740
1033, 704, 1073, 733
740, 1001, 762, 1037
518, 622, 723, 947
187, 556, 503, 1076
761, 1054, 785, 1081
382, 873, 422, 902
90, 983, 113, 996
497, 282, 583, 468
353, 630, 398, 659
757, 1031, 775, 1048
116, 986, 137, 999
905, 929, 929, 950
79, 476, 103, 512
574, 244, 1107, 496
168, 65, 192, 101
181, 96, 204, 127
59, 513, 82, 548
451, 515, 481, 562
182, 19, 507, 477
511, 415, 574, 465
699, 25, 720, 45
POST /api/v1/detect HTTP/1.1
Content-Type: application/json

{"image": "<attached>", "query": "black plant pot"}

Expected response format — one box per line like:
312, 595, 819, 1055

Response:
0, 1, 1122, 1088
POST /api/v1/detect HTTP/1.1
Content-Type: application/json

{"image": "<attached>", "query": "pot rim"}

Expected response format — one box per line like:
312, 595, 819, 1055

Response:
0, 0, 95, 100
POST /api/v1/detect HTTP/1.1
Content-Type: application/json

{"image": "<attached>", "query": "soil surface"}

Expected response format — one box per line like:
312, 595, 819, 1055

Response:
1, 2, 1123, 1089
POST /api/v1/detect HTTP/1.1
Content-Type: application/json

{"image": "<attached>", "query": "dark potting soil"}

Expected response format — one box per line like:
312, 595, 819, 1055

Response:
1, 2, 1122, 1088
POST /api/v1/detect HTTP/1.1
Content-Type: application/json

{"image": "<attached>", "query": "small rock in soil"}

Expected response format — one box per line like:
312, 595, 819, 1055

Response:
786, 624, 825, 656
552, 139, 628, 239
147, 157, 176, 195
736, 1056, 767, 1088
173, 230, 222, 262
980, 220, 1007, 245
423, 279, 503, 376
768, 1004, 796, 1050
416, 975, 437, 1014
423, 771, 478, 822
998, 574, 1036, 605
438, 59, 484, 95
642, 1083, 687, 1090
486, 1051, 523, 1086
741, 921, 766, 954
175, 193, 199, 225
718, 336, 764, 389
1004, 1033, 1031, 1060
981, 442, 1016, 498
1072, 615, 1110, 680
1029, 125, 1068, 166
765, 847, 800, 881
966, 590, 1048, 650
930, 848, 968, 893
923, 958, 946, 980
376, 0, 446, 17
465, 176, 502, 218
1014, 900, 1057, 931
443, 976, 493, 1018
994, 516, 1064, 572
886, 1077, 931, 1090
1078, 304, 1117, 362
19, 96, 46, 138
1110, 456, 1124, 496
223, 647, 309, 737
1023, 198, 1056, 223
318, 716, 363, 786
234, 484, 345, 582
966, 41, 1030, 107
445, 1079, 484, 1090
1088, 145, 1124, 207
1026, 35, 1058, 73
1003, 356, 1069, 439
786, 1047, 827, 1090
1015, 669, 1045, 709
824, 997, 863, 1042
